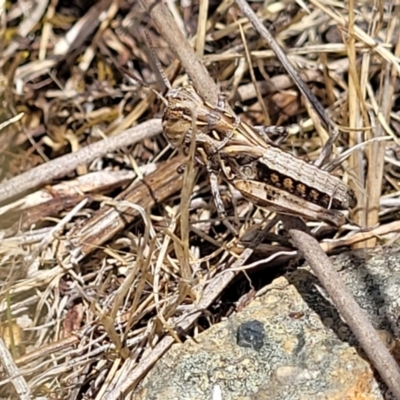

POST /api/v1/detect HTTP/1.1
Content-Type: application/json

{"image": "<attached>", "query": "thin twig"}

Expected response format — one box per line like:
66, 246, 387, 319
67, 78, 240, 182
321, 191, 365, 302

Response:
0, 119, 162, 205
235, 0, 335, 134
0, 337, 31, 399
66, 155, 186, 260
286, 218, 400, 399
235, 0, 341, 168
139, 0, 220, 105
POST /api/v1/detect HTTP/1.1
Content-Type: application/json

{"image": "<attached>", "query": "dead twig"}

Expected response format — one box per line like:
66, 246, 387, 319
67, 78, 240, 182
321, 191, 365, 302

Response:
139, 0, 219, 105
235, 0, 338, 169
0, 337, 30, 399
286, 218, 400, 399
66, 154, 185, 260
0, 119, 162, 205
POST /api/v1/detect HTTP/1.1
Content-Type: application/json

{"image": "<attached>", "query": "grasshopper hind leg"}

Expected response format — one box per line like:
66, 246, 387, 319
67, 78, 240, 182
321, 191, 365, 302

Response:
239, 215, 283, 249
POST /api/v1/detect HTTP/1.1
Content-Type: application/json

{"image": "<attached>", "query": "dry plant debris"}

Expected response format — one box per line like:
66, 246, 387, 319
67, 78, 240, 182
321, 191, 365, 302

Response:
1, 0, 400, 398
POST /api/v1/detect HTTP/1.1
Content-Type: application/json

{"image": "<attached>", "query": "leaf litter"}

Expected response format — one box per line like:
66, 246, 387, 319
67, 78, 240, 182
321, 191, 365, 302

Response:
1, 0, 400, 398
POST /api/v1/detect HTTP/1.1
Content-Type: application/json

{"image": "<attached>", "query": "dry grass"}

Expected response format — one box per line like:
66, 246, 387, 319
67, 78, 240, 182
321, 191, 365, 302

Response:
1, 0, 400, 398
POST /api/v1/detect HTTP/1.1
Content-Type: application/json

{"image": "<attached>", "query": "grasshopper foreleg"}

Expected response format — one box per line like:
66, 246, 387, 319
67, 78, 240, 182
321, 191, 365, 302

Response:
207, 162, 238, 235
253, 125, 289, 146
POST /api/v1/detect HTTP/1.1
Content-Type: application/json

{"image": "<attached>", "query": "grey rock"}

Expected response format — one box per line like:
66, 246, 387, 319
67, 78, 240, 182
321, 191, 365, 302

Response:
134, 248, 400, 400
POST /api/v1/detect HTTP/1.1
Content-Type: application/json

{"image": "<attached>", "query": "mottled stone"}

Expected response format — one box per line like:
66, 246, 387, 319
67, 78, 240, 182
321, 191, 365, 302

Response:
134, 248, 400, 400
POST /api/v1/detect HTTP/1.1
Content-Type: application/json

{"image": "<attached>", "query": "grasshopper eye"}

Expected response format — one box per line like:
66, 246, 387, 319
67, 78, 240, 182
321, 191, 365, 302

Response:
240, 164, 257, 179
176, 165, 186, 174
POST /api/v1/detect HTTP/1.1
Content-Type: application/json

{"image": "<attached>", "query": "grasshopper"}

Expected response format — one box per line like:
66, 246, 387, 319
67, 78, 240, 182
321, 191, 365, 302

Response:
118, 35, 356, 229
162, 85, 356, 227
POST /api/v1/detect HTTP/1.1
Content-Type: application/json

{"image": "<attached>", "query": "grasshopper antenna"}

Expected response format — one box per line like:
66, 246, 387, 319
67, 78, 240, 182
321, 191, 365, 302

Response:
144, 30, 172, 91
100, 41, 168, 106
118, 64, 168, 107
